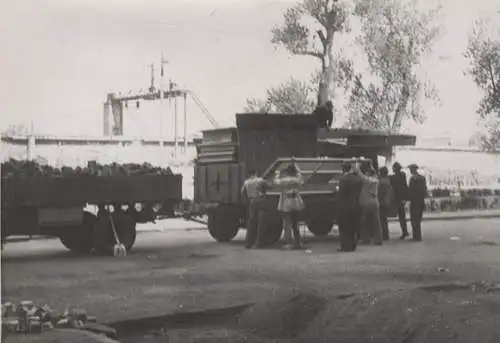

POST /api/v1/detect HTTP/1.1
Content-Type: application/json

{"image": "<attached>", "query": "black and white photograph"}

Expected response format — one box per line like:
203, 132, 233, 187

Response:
1, 0, 500, 342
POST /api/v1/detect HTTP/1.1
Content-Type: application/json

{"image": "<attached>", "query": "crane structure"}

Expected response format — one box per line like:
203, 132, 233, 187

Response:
103, 60, 219, 163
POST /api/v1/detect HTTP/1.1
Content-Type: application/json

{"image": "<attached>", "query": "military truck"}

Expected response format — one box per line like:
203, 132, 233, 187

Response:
190, 113, 416, 245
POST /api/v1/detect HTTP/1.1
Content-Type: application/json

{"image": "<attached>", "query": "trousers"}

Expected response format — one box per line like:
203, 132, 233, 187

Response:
338, 206, 360, 251
410, 200, 425, 241
360, 204, 382, 245
282, 211, 301, 247
245, 198, 266, 248
379, 206, 389, 241
395, 201, 408, 235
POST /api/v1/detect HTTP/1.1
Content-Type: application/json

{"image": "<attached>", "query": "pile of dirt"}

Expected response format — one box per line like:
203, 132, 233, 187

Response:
232, 283, 500, 343
236, 291, 327, 340
299, 284, 500, 343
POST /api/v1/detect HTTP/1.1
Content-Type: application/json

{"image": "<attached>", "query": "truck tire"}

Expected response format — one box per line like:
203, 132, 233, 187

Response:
59, 211, 96, 254
93, 211, 137, 254
208, 206, 240, 242
306, 213, 335, 236
261, 211, 283, 246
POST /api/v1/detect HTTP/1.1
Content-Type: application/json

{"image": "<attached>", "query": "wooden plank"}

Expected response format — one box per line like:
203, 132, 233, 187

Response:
318, 128, 416, 147
201, 128, 238, 145
230, 164, 242, 204
236, 113, 318, 129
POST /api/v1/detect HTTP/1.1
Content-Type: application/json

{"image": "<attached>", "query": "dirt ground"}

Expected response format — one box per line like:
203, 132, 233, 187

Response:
2, 218, 500, 342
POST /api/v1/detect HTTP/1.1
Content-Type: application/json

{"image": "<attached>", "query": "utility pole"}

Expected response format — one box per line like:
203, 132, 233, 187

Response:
159, 55, 169, 167
183, 92, 188, 158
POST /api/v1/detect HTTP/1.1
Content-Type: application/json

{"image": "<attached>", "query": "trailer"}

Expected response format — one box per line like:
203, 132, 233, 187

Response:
189, 113, 416, 245
1, 171, 182, 254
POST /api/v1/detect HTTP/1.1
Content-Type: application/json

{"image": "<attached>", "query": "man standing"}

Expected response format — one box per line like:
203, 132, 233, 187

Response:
390, 162, 409, 240
337, 161, 363, 252
312, 101, 333, 129
354, 160, 383, 245
241, 169, 267, 249
378, 167, 394, 241
408, 164, 428, 242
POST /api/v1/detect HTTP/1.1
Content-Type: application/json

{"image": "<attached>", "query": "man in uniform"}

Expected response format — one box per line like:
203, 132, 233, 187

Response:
408, 164, 428, 242
337, 161, 363, 252
312, 100, 333, 129
241, 169, 268, 249
390, 162, 409, 240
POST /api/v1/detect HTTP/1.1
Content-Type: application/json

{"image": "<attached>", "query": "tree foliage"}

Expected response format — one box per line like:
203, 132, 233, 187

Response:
2, 124, 30, 136
347, 0, 441, 132
243, 78, 316, 114
464, 20, 500, 151
271, 0, 351, 108
464, 19, 500, 151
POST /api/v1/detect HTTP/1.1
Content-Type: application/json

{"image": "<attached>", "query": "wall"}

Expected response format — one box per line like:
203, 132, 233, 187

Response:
393, 147, 500, 189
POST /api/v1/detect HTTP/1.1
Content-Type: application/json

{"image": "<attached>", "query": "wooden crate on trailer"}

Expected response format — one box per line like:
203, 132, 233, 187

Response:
236, 114, 318, 176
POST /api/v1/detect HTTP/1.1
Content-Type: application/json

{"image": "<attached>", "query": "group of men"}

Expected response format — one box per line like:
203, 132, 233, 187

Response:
337, 160, 428, 252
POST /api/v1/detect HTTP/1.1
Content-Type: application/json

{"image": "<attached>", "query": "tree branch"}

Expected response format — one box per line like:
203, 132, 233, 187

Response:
487, 58, 498, 96
293, 49, 324, 60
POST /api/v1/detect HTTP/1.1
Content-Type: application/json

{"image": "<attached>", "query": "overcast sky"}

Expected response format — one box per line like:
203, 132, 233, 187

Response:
1, 0, 498, 141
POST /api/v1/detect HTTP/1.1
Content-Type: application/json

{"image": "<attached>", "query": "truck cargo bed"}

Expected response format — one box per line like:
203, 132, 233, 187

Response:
1, 174, 182, 208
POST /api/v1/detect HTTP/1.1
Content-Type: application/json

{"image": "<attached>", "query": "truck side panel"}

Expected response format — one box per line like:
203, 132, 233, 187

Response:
194, 163, 244, 205
236, 114, 318, 176
1, 174, 183, 208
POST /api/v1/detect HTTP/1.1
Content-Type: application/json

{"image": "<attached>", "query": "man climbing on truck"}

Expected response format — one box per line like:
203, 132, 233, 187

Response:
312, 100, 333, 129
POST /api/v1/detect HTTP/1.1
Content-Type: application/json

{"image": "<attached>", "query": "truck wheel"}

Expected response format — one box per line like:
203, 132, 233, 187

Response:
94, 211, 137, 254
306, 215, 334, 236
261, 211, 283, 246
208, 207, 240, 242
59, 211, 96, 254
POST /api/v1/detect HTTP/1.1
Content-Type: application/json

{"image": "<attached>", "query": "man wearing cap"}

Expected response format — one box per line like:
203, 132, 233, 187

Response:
337, 161, 363, 252
408, 164, 428, 241
390, 162, 410, 239
241, 169, 268, 249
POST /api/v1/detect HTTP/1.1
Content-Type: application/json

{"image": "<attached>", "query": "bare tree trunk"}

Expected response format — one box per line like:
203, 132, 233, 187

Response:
317, 28, 336, 113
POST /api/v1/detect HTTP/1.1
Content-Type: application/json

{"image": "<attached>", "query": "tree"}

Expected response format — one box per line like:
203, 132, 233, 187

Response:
2, 124, 30, 136
243, 77, 316, 114
347, 0, 441, 132
464, 19, 500, 151
271, 0, 351, 109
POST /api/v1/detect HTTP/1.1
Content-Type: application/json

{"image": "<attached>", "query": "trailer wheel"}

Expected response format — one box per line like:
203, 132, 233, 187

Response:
59, 211, 96, 254
94, 211, 137, 254
208, 206, 240, 242
261, 211, 283, 246
306, 215, 334, 236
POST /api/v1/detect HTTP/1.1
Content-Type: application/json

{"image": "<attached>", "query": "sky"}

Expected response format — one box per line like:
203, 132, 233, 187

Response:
0, 0, 499, 143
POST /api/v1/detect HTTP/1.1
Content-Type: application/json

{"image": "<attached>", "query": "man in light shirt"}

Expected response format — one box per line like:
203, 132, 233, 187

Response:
241, 169, 268, 249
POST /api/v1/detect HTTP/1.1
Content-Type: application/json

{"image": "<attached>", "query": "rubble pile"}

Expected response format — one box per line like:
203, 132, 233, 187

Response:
1, 301, 117, 339
1, 159, 173, 178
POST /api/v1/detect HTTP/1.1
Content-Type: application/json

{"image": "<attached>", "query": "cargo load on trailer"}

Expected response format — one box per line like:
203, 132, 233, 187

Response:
1, 160, 182, 254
